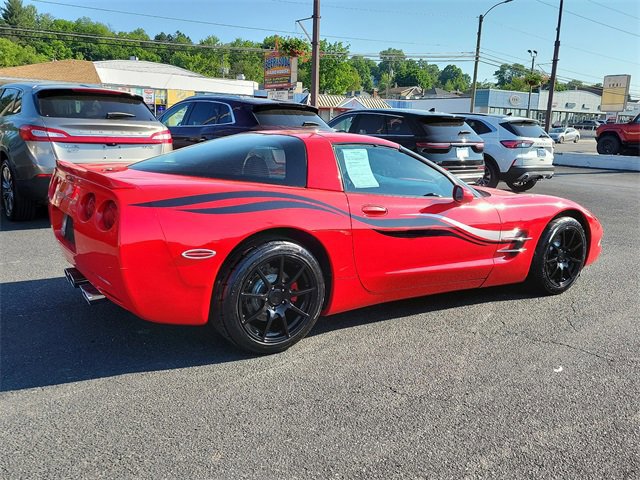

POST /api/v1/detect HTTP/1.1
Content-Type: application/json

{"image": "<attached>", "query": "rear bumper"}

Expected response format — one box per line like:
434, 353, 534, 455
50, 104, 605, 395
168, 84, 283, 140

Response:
504, 165, 555, 183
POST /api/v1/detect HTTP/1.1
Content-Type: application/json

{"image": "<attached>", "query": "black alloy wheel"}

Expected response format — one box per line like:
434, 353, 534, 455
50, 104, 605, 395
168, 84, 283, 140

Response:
505, 178, 537, 192
528, 217, 587, 295
596, 136, 621, 155
476, 159, 499, 188
215, 241, 325, 354
1, 160, 37, 221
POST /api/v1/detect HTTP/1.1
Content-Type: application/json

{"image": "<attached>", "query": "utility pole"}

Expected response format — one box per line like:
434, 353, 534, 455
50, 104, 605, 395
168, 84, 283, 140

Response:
544, 0, 563, 132
526, 49, 537, 118
310, 0, 320, 107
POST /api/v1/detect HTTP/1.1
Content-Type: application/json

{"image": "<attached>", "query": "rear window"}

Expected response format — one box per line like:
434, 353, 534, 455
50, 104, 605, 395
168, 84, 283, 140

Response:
500, 121, 547, 138
419, 116, 465, 135
130, 133, 307, 187
254, 108, 330, 129
37, 89, 156, 121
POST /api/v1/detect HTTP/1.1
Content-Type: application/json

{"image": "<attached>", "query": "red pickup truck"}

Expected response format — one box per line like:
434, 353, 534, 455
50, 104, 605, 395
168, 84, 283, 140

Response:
596, 114, 640, 155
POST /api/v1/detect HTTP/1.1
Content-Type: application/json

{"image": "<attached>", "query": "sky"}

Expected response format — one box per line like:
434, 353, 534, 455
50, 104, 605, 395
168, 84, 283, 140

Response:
22, 0, 640, 96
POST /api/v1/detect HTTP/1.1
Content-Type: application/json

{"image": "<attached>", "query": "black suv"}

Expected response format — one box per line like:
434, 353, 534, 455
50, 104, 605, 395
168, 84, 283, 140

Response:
159, 95, 331, 149
328, 108, 485, 184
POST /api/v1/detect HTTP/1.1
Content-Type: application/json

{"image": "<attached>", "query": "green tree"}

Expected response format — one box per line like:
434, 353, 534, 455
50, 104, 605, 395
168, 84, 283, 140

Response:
0, 37, 46, 66
348, 55, 376, 91
299, 40, 360, 94
1, 0, 37, 27
494, 63, 529, 87
438, 64, 470, 92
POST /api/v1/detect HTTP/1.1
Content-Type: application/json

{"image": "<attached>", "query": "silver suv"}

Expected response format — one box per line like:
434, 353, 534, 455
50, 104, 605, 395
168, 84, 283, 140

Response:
459, 114, 554, 192
0, 82, 172, 220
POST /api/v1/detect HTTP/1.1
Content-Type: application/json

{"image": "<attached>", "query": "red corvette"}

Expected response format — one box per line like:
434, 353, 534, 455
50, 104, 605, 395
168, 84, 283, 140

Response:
49, 131, 602, 353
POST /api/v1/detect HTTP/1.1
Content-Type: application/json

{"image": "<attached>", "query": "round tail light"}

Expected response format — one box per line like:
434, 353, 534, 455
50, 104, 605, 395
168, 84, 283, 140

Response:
79, 193, 96, 221
98, 200, 118, 230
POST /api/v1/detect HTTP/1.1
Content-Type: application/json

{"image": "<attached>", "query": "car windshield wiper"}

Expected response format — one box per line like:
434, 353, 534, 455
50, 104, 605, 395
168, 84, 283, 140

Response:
106, 112, 136, 119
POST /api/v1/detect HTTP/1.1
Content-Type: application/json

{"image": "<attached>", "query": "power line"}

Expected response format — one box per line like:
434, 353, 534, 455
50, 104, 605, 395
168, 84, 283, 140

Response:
535, 0, 640, 37
29, 0, 428, 46
586, 0, 640, 21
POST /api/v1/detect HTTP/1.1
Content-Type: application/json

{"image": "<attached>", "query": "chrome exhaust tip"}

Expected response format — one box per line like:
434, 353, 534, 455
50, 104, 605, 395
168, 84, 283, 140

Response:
79, 283, 106, 304
64, 267, 88, 288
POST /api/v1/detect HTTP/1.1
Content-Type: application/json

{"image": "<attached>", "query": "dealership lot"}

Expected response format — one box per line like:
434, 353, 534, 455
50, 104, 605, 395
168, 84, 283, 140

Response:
1, 166, 638, 478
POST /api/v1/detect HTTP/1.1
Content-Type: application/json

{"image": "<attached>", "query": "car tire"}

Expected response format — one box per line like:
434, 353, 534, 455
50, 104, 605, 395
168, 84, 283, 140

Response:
505, 178, 537, 192
476, 157, 499, 188
214, 240, 325, 354
527, 217, 587, 295
558, 136, 564, 144
597, 136, 621, 155
574, 135, 579, 143
1, 160, 37, 221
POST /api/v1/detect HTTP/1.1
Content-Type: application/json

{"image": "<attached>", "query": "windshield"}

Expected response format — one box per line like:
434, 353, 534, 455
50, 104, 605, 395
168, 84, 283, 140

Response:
254, 108, 330, 129
550, 128, 564, 133
37, 89, 155, 121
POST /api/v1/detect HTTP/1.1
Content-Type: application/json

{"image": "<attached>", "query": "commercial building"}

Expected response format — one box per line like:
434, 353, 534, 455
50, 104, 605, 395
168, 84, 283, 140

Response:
0, 59, 258, 115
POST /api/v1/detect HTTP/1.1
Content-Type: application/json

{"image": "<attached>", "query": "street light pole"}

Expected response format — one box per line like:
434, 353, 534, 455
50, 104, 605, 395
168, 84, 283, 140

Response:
544, 0, 563, 132
469, 0, 514, 113
526, 49, 537, 118
310, 0, 320, 107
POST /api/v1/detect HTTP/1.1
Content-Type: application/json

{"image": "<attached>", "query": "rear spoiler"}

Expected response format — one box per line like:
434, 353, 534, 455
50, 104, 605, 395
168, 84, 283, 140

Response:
252, 103, 320, 114
56, 160, 135, 190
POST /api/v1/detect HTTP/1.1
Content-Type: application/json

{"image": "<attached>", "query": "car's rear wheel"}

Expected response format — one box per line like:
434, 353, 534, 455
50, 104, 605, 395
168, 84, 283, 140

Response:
558, 136, 564, 144
597, 136, 621, 155
505, 178, 537, 192
527, 217, 587, 295
476, 158, 499, 188
1, 160, 37, 221
573, 135, 580, 143
214, 240, 325, 354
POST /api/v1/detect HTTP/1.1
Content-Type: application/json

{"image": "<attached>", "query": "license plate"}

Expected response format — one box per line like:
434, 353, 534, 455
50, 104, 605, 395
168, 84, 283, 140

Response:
456, 147, 470, 160
537, 148, 546, 158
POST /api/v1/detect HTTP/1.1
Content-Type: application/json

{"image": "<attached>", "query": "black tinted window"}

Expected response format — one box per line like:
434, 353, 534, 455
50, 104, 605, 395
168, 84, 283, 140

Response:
330, 114, 355, 132
418, 116, 465, 135
500, 121, 547, 138
185, 101, 233, 125
466, 119, 492, 135
386, 116, 412, 135
37, 90, 155, 121
131, 133, 307, 187
355, 114, 386, 134
334, 144, 453, 197
254, 108, 329, 129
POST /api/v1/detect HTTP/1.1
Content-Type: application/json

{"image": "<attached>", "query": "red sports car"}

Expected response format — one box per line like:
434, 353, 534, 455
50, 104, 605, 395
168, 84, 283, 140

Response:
49, 131, 603, 354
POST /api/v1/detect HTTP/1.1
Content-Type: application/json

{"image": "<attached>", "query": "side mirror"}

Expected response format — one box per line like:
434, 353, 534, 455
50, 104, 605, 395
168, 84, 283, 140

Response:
453, 185, 474, 204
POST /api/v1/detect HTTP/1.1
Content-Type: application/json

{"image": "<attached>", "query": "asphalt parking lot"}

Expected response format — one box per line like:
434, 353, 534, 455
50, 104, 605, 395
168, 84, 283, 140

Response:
1, 165, 639, 479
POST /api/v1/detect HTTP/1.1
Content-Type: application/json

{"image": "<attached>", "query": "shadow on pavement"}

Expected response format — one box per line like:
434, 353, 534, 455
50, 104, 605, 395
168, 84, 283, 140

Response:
0, 211, 50, 232
0, 275, 534, 392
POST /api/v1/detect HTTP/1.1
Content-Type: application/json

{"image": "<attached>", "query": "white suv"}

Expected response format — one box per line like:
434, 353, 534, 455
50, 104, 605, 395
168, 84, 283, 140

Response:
459, 114, 554, 192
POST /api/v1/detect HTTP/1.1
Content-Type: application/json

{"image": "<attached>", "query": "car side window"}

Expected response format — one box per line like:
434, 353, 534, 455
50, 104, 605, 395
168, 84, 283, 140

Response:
356, 114, 387, 135
466, 119, 491, 135
386, 116, 412, 135
334, 144, 454, 198
162, 104, 190, 127
184, 101, 234, 126
331, 115, 355, 133
0, 88, 18, 117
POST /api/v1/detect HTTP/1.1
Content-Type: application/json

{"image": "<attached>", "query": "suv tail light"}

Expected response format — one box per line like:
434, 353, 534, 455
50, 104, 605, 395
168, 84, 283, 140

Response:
19, 125, 70, 141
150, 130, 172, 144
500, 140, 534, 149
416, 142, 451, 152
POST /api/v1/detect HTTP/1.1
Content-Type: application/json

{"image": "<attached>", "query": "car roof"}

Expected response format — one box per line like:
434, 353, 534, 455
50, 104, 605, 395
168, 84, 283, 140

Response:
246, 129, 399, 148
176, 94, 320, 113
455, 112, 539, 123
1, 81, 144, 99
335, 108, 464, 119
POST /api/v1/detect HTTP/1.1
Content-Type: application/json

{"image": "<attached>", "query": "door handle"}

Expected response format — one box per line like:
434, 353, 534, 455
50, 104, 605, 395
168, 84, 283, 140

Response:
189, 136, 206, 142
361, 205, 387, 216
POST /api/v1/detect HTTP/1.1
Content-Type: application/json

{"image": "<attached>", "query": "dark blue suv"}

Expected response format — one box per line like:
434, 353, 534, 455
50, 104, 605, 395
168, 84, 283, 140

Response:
158, 95, 331, 149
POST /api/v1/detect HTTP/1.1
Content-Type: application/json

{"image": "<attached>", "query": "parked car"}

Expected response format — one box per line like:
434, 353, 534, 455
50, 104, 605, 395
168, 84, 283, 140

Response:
595, 113, 640, 156
49, 131, 602, 354
0, 82, 172, 221
571, 119, 600, 130
548, 127, 580, 143
158, 95, 331, 149
328, 108, 485, 184
457, 113, 554, 191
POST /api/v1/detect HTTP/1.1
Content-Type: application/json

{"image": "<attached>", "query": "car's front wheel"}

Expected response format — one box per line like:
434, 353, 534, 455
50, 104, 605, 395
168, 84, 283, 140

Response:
573, 135, 580, 143
527, 217, 587, 295
1, 160, 37, 221
505, 178, 537, 192
214, 240, 325, 354
558, 136, 564, 144
597, 136, 621, 155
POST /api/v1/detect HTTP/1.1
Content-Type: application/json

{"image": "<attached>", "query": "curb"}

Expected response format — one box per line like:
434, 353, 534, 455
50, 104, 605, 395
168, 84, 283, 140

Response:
553, 152, 640, 172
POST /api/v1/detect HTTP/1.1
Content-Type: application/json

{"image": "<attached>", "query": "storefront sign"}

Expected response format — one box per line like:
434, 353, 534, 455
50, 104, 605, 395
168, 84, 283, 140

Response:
264, 53, 298, 90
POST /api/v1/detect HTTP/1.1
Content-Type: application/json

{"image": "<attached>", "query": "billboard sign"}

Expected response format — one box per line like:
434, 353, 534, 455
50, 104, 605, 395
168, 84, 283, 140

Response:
264, 53, 298, 90
601, 74, 631, 112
